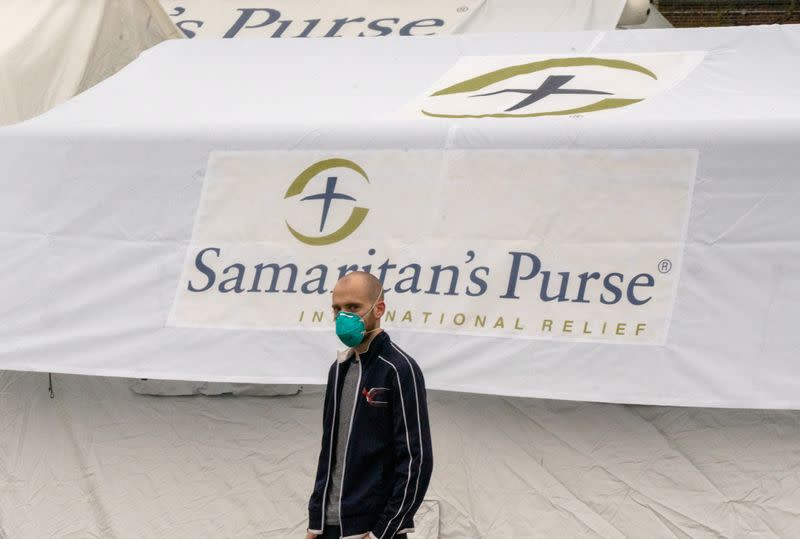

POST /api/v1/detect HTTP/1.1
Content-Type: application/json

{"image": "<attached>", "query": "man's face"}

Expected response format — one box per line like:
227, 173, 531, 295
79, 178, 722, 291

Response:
332, 277, 382, 331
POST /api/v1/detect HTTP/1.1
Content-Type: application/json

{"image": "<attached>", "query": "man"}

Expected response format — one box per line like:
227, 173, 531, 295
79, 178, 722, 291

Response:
306, 271, 433, 539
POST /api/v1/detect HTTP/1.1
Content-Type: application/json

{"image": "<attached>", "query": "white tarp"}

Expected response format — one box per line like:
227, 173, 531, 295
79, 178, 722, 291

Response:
0, 0, 180, 126
1, 25, 800, 408
2, 370, 800, 538
160, 0, 629, 38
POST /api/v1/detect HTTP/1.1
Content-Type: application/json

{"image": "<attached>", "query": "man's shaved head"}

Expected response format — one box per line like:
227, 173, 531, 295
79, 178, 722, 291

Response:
337, 271, 384, 302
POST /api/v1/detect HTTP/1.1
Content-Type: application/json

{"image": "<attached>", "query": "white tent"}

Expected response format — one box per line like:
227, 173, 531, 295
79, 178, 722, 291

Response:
2, 370, 800, 537
1, 25, 799, 408
0, 0, 180, 126
1, 0, 648, 128
2, 23, 800, 538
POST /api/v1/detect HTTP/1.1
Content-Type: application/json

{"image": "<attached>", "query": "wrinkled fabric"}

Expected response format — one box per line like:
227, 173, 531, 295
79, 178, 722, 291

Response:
0, 0, 180, 126
1, 370, 799, 538
1, 26, 800, 408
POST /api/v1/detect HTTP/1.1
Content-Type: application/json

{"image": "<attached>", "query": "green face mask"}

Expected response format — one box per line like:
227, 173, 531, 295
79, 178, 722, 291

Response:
335, 293, 381, 348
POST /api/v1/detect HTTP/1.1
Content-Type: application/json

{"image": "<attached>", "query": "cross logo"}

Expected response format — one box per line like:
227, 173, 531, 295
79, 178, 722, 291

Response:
300, 176, 356, 233
284, 158, 370, 246
423, 57, 657, 119
470, 74, 613, 112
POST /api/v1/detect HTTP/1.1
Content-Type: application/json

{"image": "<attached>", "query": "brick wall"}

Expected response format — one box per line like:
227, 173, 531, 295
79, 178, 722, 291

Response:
655, 0, 799, 27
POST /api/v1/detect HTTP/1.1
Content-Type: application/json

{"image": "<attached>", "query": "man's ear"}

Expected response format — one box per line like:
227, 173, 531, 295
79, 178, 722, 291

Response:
374, 299, 386, 319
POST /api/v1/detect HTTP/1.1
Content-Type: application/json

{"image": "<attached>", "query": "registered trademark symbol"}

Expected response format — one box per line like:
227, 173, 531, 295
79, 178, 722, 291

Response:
457, 6, 469, 12
658, 259, 673, 274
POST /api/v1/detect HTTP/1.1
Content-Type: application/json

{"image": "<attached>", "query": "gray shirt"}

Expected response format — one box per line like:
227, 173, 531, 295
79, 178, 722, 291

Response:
325, 356, 360, 525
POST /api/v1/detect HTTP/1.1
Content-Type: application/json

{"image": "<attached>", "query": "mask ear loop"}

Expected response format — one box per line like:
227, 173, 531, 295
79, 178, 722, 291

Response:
361, 288, 384, 321
359, 289, 385, 340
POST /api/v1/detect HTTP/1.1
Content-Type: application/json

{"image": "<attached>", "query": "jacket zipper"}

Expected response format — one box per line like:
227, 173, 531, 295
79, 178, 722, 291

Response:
338, 358, 363, 537
319, 362, 340, 533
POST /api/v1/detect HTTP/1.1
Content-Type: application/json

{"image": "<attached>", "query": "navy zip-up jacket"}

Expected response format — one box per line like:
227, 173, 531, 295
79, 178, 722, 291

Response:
308, 331, 433, 539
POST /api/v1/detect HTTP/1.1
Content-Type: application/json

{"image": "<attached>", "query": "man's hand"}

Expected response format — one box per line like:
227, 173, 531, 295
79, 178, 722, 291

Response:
305, 532, 318, 539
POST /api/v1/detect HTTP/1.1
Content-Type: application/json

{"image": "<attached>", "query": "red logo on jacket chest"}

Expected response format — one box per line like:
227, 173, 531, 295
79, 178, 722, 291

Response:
362, 387, 389, 407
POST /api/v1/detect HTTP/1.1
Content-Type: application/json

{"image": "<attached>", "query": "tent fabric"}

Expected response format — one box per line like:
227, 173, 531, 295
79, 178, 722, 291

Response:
620, 4, 673, 29
1, 369, 799, 538
159, 0, 628, 39
129, 378, 302, 396
1, 25, 800, 409
0, 0, 180, 126
617, 0, 651, 26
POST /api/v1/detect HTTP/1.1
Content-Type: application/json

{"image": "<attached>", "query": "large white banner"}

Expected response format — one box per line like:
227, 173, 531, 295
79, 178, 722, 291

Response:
162, 0, 482, 38
169, 150, 696, 345
160, 0, 627, 38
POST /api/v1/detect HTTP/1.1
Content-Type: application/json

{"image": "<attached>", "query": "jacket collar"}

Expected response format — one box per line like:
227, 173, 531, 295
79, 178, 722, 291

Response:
336, 330, 389, 364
